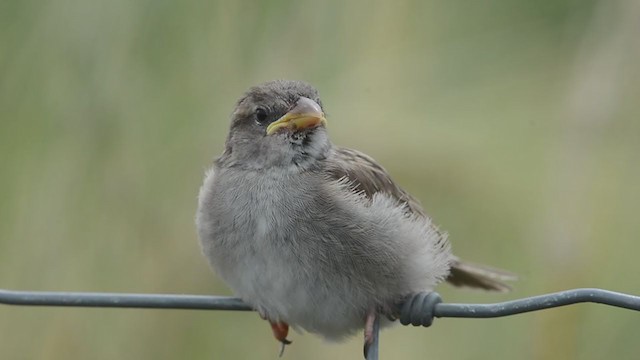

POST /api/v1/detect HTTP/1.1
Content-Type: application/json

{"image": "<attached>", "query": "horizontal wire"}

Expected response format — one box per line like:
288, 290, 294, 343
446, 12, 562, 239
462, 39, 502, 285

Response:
436, 288, 640, 318
1, 288, 639, 321
0, 289, 252, 310
398, 288, 640, 327
2, 287, 638, 360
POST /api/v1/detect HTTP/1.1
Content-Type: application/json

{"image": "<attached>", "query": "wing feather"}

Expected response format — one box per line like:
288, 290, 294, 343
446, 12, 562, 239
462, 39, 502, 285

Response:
323, 146, 514, 292
324, 147, 427, 217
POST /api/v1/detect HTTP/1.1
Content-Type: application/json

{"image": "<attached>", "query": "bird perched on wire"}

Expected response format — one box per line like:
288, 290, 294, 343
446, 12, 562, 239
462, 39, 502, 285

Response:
196, 80, 513, 357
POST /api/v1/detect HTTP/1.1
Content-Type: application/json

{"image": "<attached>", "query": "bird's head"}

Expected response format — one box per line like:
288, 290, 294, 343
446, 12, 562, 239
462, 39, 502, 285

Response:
219, 80, 331, 170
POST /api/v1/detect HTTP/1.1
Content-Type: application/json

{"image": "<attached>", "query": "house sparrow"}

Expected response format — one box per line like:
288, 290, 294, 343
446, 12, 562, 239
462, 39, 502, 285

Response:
196, 80, 512, 356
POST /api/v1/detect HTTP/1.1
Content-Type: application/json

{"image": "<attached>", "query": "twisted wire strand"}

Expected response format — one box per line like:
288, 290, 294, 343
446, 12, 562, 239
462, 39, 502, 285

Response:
399, 288, 640, 327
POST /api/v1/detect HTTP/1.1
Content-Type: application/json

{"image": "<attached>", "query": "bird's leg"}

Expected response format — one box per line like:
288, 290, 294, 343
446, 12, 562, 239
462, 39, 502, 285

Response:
269, 321, 292, 357
256, 309, 292, 357
363, 309, 377, 358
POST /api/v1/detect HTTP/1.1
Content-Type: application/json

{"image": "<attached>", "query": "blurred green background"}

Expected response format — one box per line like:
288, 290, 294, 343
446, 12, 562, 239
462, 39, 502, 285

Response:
1, 0, 639, 359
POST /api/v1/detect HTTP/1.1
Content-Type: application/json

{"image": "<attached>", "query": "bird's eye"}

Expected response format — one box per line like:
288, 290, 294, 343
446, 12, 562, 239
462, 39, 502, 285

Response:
255, 108, 268, 125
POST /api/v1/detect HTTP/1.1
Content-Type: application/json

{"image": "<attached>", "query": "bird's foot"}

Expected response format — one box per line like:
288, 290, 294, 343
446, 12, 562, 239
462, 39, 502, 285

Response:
363, 310, 377, 359
269, 321, 292, 357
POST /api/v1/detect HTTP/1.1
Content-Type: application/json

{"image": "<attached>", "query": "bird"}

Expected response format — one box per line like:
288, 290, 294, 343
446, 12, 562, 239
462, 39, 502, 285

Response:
196, 80, 513, 357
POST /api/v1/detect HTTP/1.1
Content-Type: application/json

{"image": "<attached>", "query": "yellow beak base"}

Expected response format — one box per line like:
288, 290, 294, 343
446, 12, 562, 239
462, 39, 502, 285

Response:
266, 113, 327, 135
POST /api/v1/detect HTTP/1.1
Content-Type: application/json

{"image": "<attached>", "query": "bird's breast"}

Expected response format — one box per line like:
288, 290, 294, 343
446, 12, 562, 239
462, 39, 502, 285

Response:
197, 165, 323, 272
198, 167, 339, 320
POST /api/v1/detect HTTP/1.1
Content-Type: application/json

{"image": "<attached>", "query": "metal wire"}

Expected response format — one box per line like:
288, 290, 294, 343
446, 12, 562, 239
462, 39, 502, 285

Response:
2, 287, 639, 360
400, 288, 640, 326
0, 288, 252, 310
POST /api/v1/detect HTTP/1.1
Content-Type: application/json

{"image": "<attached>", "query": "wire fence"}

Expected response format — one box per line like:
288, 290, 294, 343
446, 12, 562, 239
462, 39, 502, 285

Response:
2, 287, 639, 359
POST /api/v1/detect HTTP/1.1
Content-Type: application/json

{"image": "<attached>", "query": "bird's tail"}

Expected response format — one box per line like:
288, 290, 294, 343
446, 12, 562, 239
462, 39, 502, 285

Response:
446, 257, 516, 292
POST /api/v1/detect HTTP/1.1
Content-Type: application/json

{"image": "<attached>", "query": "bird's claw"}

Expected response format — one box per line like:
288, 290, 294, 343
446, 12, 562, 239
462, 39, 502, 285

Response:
278, 338, 292, 357
363, 338, 372, 359
269, 321, 292, 357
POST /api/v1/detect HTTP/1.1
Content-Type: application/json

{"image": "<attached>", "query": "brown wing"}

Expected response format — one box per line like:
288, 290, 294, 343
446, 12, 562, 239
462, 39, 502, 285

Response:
324, 146, 515, 292
324, 147, 427, 217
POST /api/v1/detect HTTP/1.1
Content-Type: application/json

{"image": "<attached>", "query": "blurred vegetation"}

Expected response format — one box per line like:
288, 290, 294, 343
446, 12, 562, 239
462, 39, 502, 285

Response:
1, 0, 639, 359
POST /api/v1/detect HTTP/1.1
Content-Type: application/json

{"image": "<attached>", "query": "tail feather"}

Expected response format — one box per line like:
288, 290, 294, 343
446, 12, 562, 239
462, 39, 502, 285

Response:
446, 258, 516, 292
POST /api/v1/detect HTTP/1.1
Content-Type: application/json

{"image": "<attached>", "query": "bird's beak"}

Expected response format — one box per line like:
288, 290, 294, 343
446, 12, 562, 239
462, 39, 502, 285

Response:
266, 97, 327, 135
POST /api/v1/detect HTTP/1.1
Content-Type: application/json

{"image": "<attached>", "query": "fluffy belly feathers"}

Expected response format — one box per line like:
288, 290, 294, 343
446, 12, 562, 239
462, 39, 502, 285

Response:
196, 167, 452, 339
